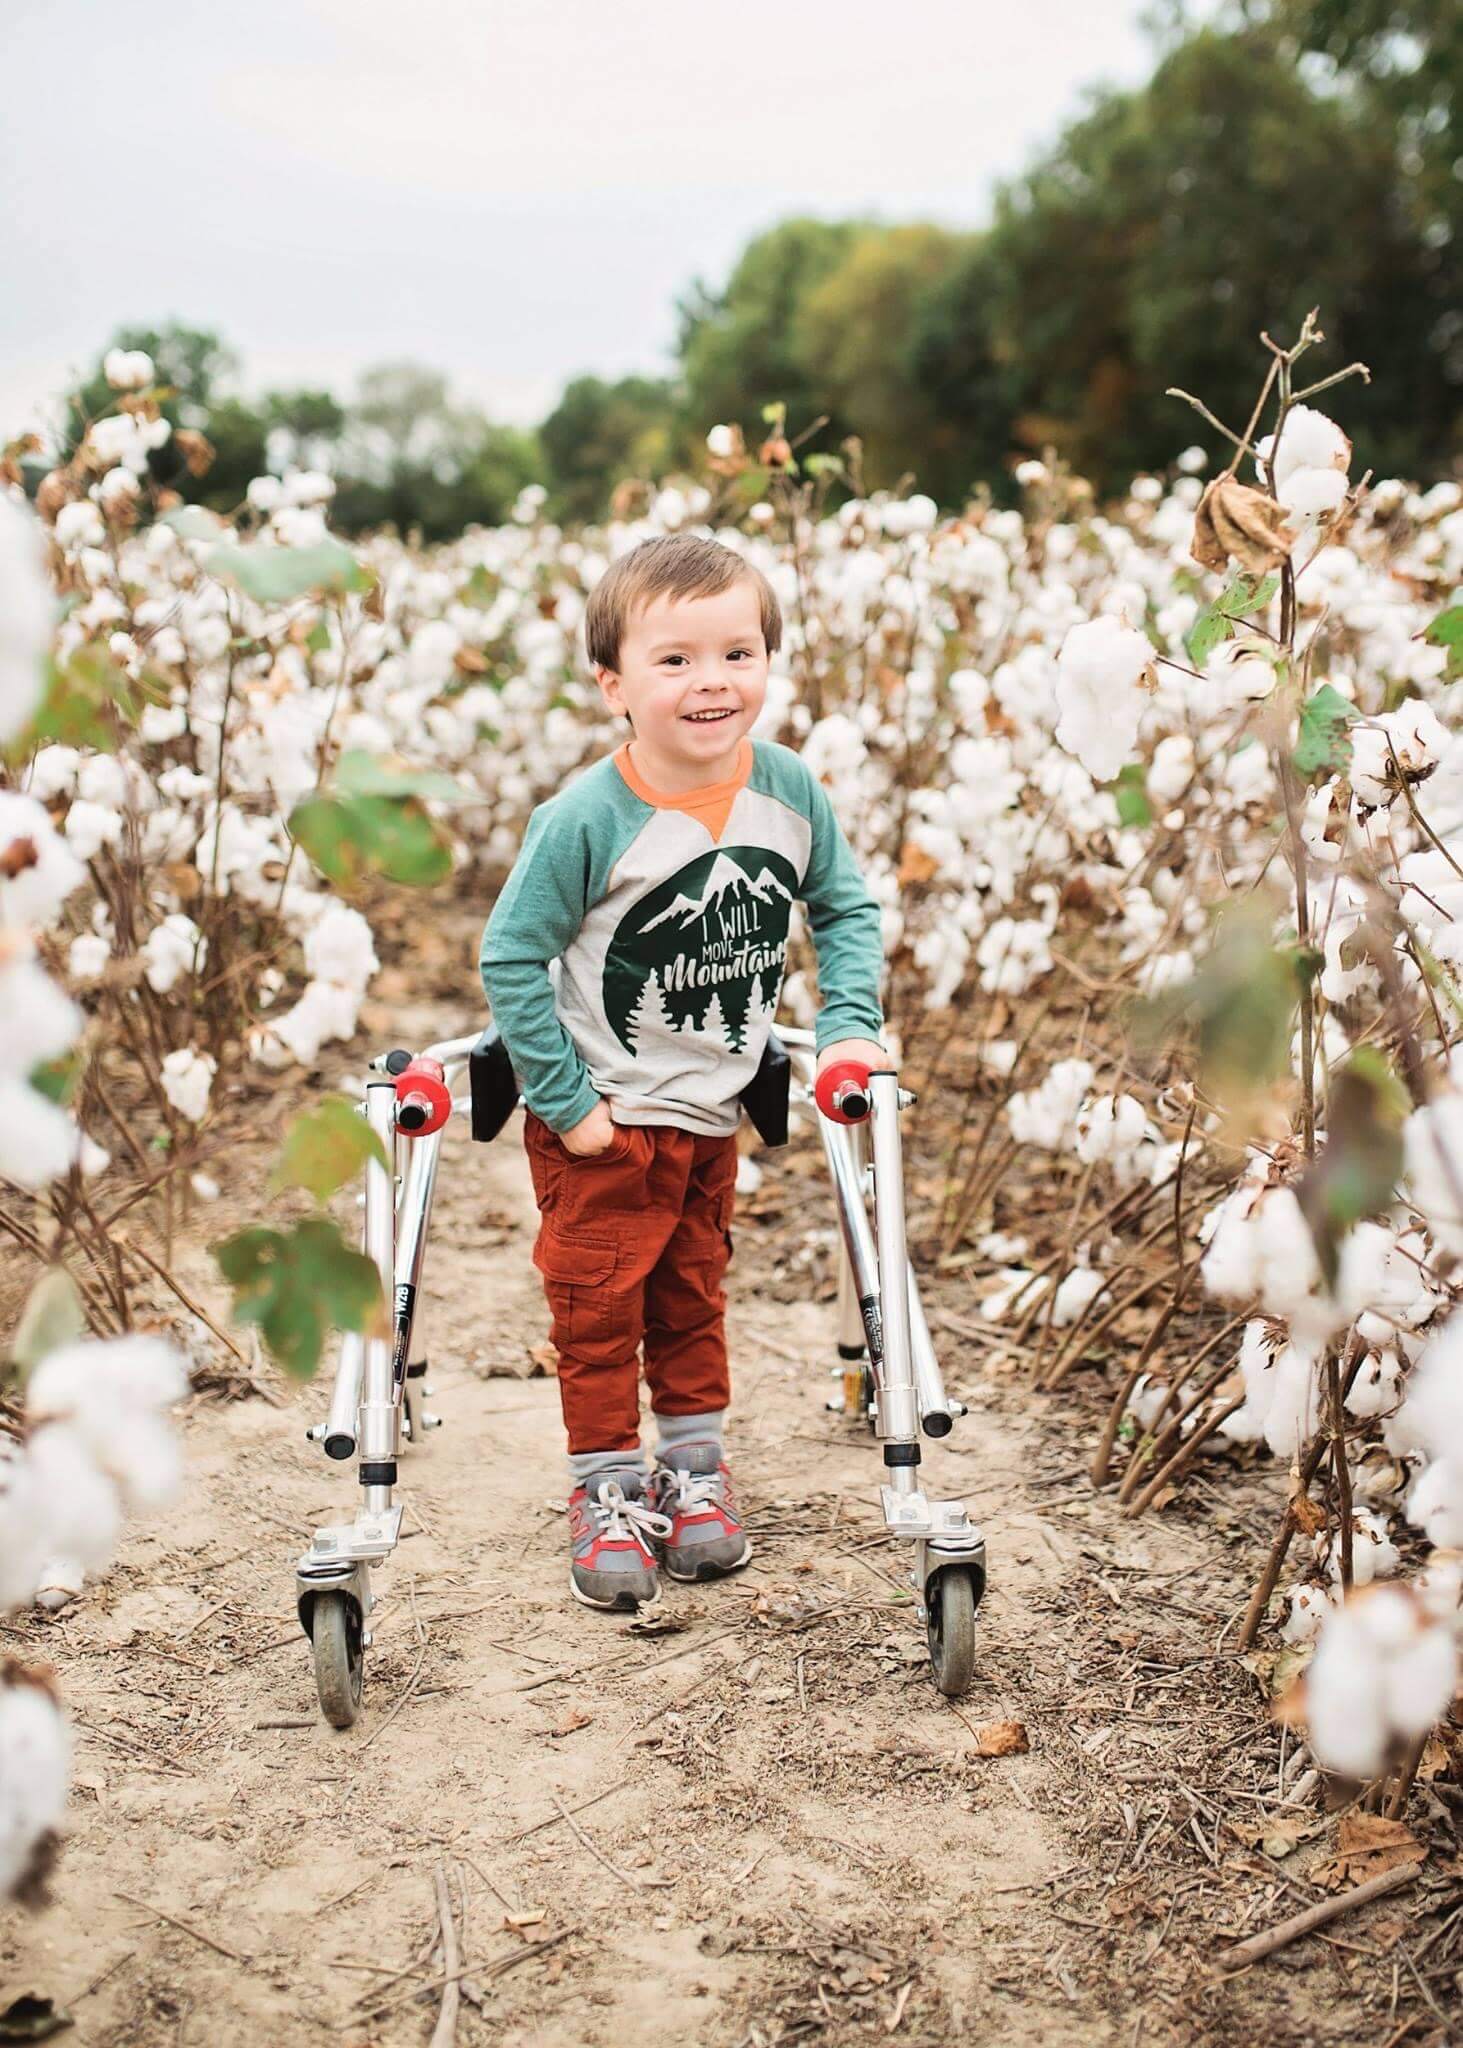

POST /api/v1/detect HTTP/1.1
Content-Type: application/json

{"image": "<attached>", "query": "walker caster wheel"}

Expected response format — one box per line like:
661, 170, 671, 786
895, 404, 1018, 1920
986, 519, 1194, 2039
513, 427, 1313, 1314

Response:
311, 1590, 364, 1728
926, 1566, 978, 1699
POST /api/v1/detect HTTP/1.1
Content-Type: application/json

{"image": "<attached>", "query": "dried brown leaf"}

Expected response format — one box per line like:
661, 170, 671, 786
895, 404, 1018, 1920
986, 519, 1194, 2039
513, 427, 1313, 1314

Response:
972, 1719, 1029, 1757
1191, 475, 1295, 575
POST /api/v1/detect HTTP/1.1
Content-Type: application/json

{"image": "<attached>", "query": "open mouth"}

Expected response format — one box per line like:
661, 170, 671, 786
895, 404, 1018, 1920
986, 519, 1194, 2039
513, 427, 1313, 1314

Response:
682, 708, 736, 724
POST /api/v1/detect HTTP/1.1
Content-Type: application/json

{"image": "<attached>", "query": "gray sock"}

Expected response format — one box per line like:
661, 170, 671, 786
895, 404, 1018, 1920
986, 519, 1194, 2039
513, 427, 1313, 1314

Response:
568, 1446, 647, 1494
653, 1410, 725, 1463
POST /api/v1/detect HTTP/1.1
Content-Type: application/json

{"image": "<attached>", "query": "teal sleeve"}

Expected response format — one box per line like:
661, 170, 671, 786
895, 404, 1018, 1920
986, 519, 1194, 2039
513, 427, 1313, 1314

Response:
798, 764, 887, 1054
479, 805, 602, 1134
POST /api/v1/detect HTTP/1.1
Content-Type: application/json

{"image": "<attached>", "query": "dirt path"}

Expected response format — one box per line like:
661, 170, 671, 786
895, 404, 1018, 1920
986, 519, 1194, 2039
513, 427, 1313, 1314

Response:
0, 991, 1425, 2046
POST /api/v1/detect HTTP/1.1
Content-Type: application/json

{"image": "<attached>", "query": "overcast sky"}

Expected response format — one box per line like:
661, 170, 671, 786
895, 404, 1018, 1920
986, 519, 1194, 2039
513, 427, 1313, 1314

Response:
2, 0, 1178, 439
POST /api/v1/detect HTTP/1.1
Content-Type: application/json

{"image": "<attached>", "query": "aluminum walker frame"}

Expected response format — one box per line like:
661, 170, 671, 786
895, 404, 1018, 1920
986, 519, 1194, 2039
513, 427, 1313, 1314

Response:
293, 1024, 987, 1725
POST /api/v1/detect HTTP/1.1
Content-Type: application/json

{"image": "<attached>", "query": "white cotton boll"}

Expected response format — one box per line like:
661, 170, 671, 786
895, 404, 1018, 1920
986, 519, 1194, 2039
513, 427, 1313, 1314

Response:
159, 1046, 215, 1122
53, 500, 106, 551
1125, 1374, 1168, 1430
0, 1444, 49, 1610
406, 618, 460, 692
706, 424, 737, 459
1349, 702, 1451, 810
62, 799, 123, 863
191, 1172, 220, 1201
981, 1269, 1046, 1322
1347, 1348, 1403, 1420
1051, 1265, 1105, 1326
975, 917, 1052, 995
1377, 1611, 1459, 1741
1406, 1458, 1463, 1549
979, 1231, 1028, 1262
76, 754, 127, 809
246, 472, 283, 514
0, 491, 54, 747
1282, 1582, 1330, 1644
1053, 616, 1154, 782
1177, 446, 1208, 474
1416, 1555, 1463, 1625
23, 1425, 122, 1572
100, 1410, 182, 1512
67, 932, 110, 983
32, 1556, 86, 1615
104, 347, 154, 390
1075, 1093, 1155, 1171
302, 902, 379, 991
141, 913, 203, 994
270, 505, 329, 548
253, 979, 361, 1068
1147, 735, 1194, 805
3, 953, 81, 1072
138, 702, 188, 745
1264, 1342, 1323, 1459
280, 468, 335, 507
0, 1078, 81, 1189
1279, 467, 1349, 520
96, 465, 140, 511
1258, 405, 1351, 488
1007, 1059, 1095, 1151
1346, 1507, 1400, 1586
0, 1677, 71, 1899
1304, 1603, 1388, 1776
24, 746, 80, 804
1404, 1096, 1463, 1256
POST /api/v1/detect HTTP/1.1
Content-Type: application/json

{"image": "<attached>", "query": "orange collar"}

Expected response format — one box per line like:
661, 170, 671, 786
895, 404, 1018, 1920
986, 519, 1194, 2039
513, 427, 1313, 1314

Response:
613, 736, 752, 843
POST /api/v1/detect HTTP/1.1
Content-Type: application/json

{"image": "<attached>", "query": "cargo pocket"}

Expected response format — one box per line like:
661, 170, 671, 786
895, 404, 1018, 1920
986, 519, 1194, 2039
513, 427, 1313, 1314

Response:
534, 1232, 618, 1348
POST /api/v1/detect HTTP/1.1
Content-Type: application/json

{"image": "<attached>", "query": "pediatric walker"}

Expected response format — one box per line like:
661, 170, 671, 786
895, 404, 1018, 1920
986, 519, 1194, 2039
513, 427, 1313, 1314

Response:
293, 1024, 988, 1725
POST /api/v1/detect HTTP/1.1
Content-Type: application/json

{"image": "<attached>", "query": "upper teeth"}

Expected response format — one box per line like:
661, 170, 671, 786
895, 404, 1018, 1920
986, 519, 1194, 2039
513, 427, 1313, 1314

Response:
687, 709, 732, 721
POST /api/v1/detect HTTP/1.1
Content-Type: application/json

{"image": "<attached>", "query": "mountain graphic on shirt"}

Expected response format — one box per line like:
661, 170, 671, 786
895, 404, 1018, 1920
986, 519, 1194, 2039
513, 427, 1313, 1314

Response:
603, 845, 799, 1058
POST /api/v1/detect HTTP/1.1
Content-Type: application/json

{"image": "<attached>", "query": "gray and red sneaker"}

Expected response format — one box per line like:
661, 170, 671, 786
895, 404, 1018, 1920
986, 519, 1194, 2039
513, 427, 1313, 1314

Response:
650, 1443, 752, 1582
567, 1468, 672, 1611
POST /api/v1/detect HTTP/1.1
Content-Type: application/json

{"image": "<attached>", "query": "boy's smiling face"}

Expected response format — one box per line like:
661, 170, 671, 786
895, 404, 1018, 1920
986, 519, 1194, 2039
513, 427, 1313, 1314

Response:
594, 577, 769, 791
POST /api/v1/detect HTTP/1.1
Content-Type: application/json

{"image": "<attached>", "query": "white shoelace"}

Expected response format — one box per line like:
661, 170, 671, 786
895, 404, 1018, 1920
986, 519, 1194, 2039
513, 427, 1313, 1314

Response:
592, 1480, 672, 1546
659, 1468, 723, 1516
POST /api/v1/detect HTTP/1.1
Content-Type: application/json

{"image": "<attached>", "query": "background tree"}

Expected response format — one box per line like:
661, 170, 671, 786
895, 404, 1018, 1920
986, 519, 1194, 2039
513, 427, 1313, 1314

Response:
537, 374, 677, 525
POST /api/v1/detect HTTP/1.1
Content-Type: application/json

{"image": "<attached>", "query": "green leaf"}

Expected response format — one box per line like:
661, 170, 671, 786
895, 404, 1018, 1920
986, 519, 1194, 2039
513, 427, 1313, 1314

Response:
205, 537, 373, 603
161, 504, 226, 541
10, 1267, 86, 1376
8, 647, 157, 758
288, 792, 453, 889
802, 453, 844, 480
333, 749, 466, 804
1185, 603, 1232, 667
305, 616, 332, 655
28, 1051, 81, 1106
1294, 1051, 1407, 1286
1423, 602, 1463, 682
269, 1095, 388, 1204
1294, 682, 1356, 776
1217, 572, 1279, 619
1111, 762, 1153, 827
1132, 905, 1302, 1115
213, 1217, 385, 1379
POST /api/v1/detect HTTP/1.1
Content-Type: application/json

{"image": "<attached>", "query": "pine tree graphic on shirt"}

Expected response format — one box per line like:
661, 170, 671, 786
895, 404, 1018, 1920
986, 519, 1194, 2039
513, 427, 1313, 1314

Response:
605, 846, 799, 1058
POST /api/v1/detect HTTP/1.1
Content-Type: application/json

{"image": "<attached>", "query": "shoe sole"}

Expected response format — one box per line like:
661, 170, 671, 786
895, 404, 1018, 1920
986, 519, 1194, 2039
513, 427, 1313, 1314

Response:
568, 1569, 657, 1612
663, 1537, 753, 1584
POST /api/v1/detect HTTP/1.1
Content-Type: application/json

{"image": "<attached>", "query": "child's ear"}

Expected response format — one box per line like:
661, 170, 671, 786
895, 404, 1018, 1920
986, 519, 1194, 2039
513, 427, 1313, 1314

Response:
594, 665, 631, 721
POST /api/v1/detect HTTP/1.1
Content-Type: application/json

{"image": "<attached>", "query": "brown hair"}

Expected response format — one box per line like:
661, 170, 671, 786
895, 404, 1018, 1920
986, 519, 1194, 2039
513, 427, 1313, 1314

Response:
584, 533, 782, 675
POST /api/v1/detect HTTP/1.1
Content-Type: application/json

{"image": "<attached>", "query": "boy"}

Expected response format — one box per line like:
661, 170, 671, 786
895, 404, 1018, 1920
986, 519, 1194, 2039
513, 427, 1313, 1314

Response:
480, 532, 891, 1610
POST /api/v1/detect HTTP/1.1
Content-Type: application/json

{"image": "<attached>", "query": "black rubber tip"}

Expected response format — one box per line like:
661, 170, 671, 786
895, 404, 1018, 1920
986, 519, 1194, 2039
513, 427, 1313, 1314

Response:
384, 1048, 413, 1075
921, 1411, 954, 1438
323, 1433, 355, 1461
883, 1441, 921, 1467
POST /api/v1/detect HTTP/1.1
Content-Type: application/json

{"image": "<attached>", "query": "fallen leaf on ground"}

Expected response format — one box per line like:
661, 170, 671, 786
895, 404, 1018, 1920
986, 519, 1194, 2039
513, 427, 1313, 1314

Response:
1313, 1812, 1422, 1888
550, 1708, 592, 1738
972, 1720, 1029, 1757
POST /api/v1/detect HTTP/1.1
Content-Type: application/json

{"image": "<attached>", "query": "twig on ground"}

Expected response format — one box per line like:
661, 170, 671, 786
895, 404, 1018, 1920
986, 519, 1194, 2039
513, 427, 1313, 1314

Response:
550, 1792, 674, 1890
1214, 1862, 1422, 1975
429, 1860, 460, 2048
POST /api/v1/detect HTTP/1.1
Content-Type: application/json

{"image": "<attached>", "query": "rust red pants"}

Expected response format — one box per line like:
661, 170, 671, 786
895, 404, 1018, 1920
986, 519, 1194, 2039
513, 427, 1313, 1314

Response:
522, 1107, 739, 1454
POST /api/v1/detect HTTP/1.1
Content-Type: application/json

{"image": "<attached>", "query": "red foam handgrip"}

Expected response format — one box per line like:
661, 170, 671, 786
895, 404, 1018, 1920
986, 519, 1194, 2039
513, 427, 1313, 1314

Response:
394, 1056, 451, 1135
815, 1058, 873, 1124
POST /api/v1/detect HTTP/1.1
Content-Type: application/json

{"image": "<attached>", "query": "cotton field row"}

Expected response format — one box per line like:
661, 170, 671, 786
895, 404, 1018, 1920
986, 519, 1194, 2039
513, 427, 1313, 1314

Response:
1, 334, 1461, 1891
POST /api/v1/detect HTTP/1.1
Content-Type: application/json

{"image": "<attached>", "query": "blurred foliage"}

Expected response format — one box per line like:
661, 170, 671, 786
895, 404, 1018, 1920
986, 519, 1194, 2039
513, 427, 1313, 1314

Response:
39, 6, 1459, 532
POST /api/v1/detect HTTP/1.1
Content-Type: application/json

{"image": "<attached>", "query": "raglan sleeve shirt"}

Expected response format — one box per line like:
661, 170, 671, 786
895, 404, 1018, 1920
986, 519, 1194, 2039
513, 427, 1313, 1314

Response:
480, 740, 887, 1138
479, 801, 602, 1135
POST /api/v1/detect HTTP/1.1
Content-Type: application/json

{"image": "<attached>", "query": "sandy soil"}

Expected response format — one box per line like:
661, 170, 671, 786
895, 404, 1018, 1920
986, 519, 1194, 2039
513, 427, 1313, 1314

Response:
1, 979, 1453, 2047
